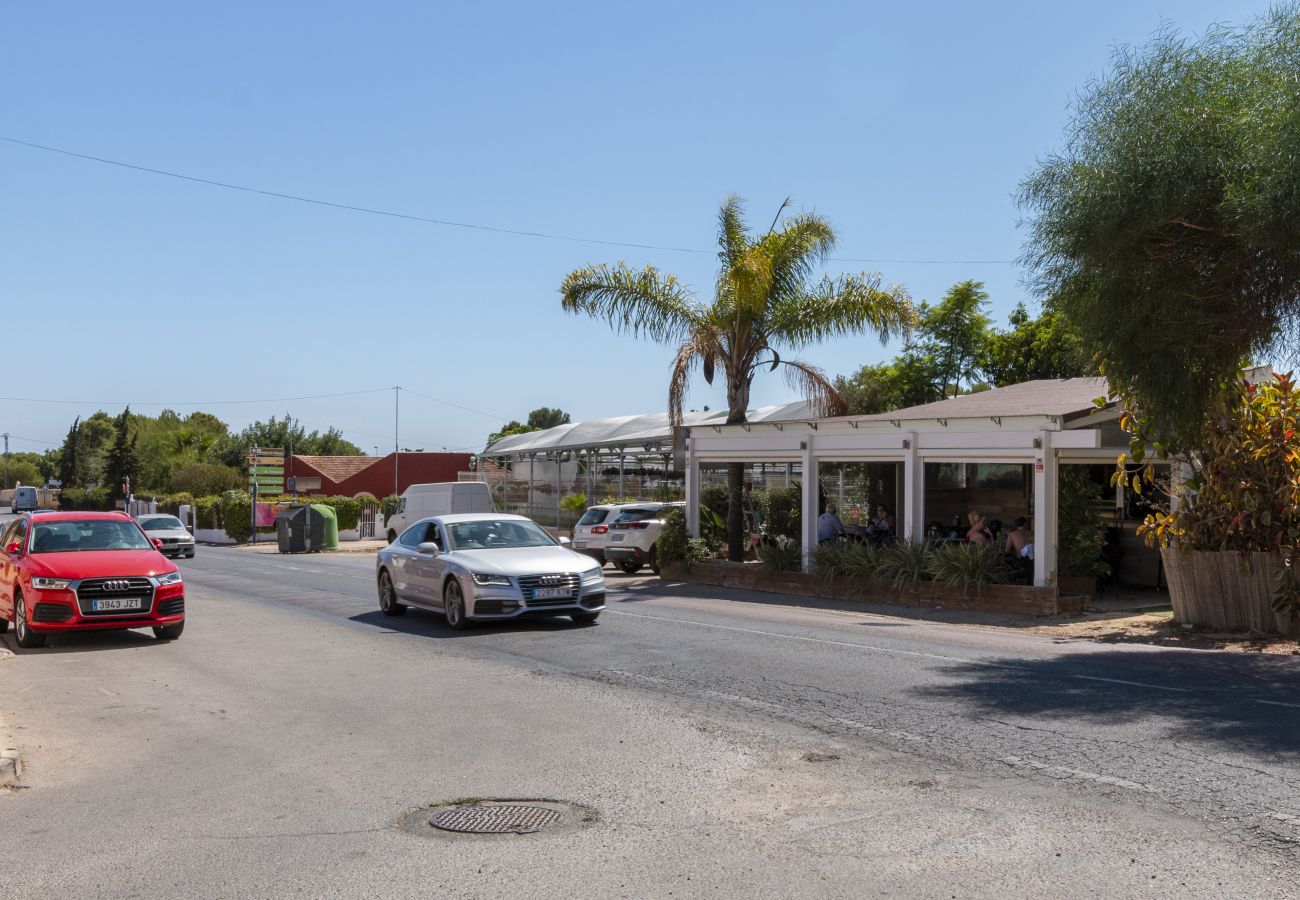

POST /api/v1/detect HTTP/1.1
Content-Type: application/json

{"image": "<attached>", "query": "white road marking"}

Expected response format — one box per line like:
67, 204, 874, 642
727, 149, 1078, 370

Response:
1069, 675, 1191, 693
999, 756, 1156, 793
1254, 699, 1300, 709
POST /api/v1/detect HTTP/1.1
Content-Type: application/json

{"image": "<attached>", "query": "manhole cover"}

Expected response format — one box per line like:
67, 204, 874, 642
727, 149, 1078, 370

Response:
430, 803, 563, 835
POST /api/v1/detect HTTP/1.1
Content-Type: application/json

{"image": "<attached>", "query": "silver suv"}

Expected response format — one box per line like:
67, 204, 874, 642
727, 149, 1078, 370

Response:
603, 502, 683, 575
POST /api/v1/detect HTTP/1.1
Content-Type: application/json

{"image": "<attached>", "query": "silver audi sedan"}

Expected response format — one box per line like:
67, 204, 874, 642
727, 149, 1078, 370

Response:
375, 513, 606, 628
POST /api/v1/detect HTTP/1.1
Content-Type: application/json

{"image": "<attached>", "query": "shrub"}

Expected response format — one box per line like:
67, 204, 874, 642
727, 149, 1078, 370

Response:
380, 494, 400, 519
928, 542, 1010, 595
657, 507, 689, 563
221, 490, 254, 543
659, 507, 722, 570
1059, 467, 1110, 578
700, 484, 729, 521
812, 541, 881, 581
760, 535, 803, 572
169, 462, 243, 497
58, 487, 114, 511
559, 492, 587, 512
194, 495, 221, 529
764, 486, 801, 541
876, 541, 935, 589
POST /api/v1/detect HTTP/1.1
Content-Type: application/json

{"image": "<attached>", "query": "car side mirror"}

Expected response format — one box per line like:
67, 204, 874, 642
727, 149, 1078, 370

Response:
151, 538, 165, 550
4, 541, 21, 556
415, 542, 441, 556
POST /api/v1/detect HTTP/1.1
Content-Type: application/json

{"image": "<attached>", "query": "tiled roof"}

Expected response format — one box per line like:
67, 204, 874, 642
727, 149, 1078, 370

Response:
295, 455, 383, 484
844, 378, 1112, 424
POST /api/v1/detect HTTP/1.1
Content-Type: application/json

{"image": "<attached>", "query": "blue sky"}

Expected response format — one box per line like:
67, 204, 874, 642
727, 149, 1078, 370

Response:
0, 1, 1275, 457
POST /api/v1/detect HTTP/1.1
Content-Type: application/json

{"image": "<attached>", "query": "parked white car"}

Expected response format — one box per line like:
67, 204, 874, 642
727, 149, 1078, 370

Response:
570, 503, 636, 566
603, 502, 684, 575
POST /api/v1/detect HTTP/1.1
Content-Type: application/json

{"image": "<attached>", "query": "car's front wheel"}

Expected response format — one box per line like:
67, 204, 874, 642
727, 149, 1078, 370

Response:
14, 593, 45, 649
153, 621, 184, 641
443, 579, 470, 630
378, 570, 406, 617
387, 529, 397, 544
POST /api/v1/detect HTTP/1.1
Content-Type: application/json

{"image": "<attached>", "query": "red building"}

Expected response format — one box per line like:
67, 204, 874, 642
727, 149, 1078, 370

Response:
285, 452, 473, 498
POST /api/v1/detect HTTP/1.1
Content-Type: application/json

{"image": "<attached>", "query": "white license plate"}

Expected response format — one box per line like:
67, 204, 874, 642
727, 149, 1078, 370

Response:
92, 597, 143, 612
610, 534, 625, 542
533, 587, 573, 599
572, 541, 587, 549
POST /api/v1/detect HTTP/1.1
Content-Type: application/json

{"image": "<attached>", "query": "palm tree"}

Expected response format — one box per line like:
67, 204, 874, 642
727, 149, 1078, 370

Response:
560, 196, 917, 560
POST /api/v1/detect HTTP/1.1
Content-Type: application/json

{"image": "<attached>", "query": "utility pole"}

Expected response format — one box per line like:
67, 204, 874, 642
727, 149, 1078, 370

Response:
394, 386, 400, 497
2, 432, 8, 490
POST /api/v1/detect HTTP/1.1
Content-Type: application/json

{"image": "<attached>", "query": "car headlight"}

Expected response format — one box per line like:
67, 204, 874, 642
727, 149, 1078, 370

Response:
471, 573, 512, 587
32, 577, 71, 590
581, 568, 604, 584
156, 571, 183, 586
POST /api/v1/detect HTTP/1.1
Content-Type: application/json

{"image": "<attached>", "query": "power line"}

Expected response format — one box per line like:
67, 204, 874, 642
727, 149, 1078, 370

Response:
0, 387, 394, 407
0, 135, 1017, 265
397, 386, 509, 422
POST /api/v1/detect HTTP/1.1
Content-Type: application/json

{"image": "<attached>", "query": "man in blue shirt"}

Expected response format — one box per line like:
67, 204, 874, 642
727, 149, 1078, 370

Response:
818, 502, 844, 544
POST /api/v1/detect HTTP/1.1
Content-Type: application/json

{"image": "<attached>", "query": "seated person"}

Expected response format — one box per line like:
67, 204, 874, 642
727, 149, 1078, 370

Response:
965, 511, 992, 545
817, 502, 844, 544
869, 504, 896, 536
1004, 517, 1033, 558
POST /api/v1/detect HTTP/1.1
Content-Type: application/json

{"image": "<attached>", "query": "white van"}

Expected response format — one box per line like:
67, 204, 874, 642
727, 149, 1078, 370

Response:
11, 486, 38, 513
385, 482, 494, 542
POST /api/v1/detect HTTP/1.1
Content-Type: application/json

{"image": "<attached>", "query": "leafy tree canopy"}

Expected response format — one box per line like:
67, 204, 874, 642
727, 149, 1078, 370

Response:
486, 408, 573, 447
1019, 6, 1300, 450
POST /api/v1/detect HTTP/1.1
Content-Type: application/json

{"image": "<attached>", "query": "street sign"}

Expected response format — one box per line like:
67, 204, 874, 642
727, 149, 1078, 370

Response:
248, 466, 284, 475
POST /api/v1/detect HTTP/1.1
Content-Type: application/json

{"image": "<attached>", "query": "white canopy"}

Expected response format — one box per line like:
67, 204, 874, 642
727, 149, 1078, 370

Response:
484, 400, 817, 457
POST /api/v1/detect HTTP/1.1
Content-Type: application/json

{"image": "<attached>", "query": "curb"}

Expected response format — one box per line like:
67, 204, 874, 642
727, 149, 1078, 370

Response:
0, 749, 20, 787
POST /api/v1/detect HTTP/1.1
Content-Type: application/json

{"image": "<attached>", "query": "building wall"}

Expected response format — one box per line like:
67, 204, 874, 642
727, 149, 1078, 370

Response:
286, 452, 473, 498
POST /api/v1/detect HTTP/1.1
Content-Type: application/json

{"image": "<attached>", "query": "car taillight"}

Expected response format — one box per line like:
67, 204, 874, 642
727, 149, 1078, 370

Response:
592, 526, 608, 534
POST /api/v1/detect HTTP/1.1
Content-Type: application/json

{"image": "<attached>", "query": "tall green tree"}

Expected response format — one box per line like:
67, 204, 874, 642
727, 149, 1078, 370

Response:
56, 418, 82, 487
980, 302, 1093, 387
1019, 6, 1300, 450
561, 196, 916, 560
102, 407, 140, 500
915, 280, 991, 400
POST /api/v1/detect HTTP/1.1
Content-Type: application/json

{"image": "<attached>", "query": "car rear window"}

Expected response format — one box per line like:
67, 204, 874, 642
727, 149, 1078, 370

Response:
576, 508, 611, 526
613, 507, 663, 523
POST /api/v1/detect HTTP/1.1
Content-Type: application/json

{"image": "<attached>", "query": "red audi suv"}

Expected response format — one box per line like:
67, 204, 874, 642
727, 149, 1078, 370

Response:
0, 511, 185, 649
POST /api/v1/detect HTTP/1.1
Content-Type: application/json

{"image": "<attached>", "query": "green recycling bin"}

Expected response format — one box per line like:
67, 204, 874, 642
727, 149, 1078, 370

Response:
312, 503, 339, 550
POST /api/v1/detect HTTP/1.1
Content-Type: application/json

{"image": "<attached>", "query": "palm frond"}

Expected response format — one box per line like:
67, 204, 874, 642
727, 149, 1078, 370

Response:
560, 263, 703, 343
715, 195, 749, 269
667, 331, 724, 431
757, 213, 836, 307
767, 274, 917, 349
780, 357, 848, 418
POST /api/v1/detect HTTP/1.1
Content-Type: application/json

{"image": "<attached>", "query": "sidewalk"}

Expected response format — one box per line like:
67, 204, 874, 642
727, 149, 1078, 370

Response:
226, 539, 388, 555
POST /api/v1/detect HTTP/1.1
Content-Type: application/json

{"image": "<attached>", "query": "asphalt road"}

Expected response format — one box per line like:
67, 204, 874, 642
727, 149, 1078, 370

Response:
3, 544, 1298, 898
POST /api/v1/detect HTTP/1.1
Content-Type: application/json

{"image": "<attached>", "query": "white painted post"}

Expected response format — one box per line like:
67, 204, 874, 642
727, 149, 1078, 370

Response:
801, 441, 818, 570
903, 433, 923, 542
1033, 430, 1058, 587
684, 434, 700, 537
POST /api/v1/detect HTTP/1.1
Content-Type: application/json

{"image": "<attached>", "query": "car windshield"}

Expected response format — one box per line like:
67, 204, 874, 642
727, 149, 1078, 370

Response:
140, 516, 185, 531
30, 520, 153, 553
447, 519, 556, 550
